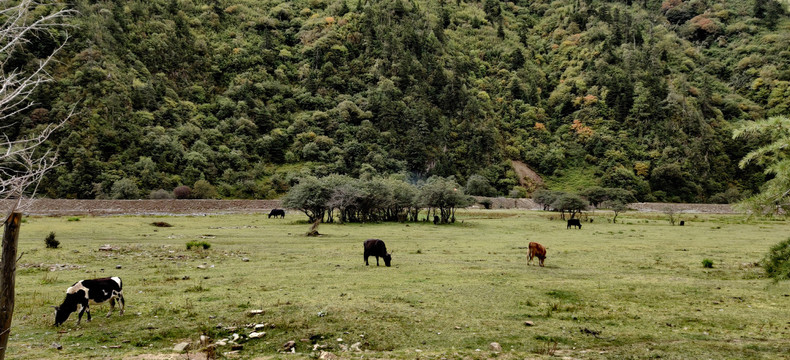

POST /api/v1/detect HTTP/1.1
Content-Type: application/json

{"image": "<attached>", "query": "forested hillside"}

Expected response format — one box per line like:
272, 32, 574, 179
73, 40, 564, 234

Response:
12, 0, 790, 201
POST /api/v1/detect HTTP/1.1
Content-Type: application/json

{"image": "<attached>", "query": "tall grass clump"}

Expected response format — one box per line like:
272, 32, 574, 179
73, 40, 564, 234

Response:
44, 232, 60, 249
186, 240, 211, 250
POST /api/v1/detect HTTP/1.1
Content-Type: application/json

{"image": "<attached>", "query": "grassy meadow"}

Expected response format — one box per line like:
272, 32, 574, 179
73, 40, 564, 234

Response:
6, 210, 790, 359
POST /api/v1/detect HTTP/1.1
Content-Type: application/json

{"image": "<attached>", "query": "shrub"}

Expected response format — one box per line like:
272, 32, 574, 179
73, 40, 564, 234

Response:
67, 217, 80, 222
111, 178, 140, 199
174, 185, 191, 199
702, 259, 714, 268
149, 189, 174, 199
763, 238, 790, 280
45, 232, 60, 249
186, 240, 211, 250
151, 221, 173, 227
192, 180, 219, 199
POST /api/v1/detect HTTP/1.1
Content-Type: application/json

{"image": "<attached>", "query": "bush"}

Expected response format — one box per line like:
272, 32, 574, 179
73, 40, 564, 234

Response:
764, 238, 790, 280
45, 232, 60, 249
111, 178, 140, 199
149, 189, 174, 199
174, 185, 191, 199
509, 186, 528, 198
67, 217, 80, 222
702, 259, 714, 268
192, 180, 219, 199
186, 240, 211, 250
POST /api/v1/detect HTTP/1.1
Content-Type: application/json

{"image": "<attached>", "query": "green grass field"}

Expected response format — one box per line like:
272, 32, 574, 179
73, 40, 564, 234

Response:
6, 210, 790, 359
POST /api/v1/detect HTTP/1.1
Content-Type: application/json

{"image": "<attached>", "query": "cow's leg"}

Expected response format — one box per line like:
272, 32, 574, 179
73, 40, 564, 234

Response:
376, 256, 380, 266
107, 298, 115, 317
539, 257, 544, 267
365, 254, 369, 266
86, 304, 92, 322
119, 292, 125, 315
77, 304, 86, 325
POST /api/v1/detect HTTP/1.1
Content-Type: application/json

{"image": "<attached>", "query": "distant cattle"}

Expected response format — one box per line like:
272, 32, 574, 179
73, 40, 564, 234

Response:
679, 220, 685, 226
54, 277, 125, 326
433, 215, 440, 225
528, 242, 547, 267
268, 209, 285, 219
363, 239, 392, 267
567, 218, 582, 229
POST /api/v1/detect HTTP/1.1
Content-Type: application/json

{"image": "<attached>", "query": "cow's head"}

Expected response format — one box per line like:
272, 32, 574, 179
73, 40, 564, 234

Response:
53, 305, 71, 326
383, 253, 392, 267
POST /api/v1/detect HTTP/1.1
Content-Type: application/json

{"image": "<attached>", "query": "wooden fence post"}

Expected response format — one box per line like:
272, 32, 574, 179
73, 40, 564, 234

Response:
0, 212, 22, 360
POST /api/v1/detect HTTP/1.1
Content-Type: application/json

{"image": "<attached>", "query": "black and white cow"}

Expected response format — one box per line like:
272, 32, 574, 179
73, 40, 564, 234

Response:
54, 277, 125, 326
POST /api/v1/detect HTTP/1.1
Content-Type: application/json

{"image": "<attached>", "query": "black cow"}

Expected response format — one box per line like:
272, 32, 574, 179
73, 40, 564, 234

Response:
268, 209, 285, 218
363, 239, 392, 267
567, 218, 582, 229
54, 277, 125, 326
679, 220, 685, 226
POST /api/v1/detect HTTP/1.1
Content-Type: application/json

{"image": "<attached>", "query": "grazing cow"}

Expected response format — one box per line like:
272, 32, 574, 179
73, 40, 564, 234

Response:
433, 215, 440, 225
527, 242, 547, 267
268, 209, 286, 219
363, 239, 391, 267
54, 277, 124, 326
567, 218, 582, 229
679, 220, 685, 226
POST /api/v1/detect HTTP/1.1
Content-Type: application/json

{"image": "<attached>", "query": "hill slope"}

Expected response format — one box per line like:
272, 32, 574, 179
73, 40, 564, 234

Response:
13, 0, 790, 201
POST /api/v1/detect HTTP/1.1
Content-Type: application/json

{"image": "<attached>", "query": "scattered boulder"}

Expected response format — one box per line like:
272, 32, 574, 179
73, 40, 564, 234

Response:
99, 244, 117, 251
249, 309, 264, 316
51, 342, 62, 350
350, 342, 362, 352
197, 265, 207, 269
115, 265, 122, 269
173, 342, 190, 352
524, 321, 534, 326
249, 332, 265, 339
242, 257, 250, 262
319, 351, 339, 360
490, 342, 502, 352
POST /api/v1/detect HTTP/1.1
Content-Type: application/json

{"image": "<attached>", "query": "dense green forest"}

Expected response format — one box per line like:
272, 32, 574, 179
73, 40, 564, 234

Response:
11, 0, 790, 201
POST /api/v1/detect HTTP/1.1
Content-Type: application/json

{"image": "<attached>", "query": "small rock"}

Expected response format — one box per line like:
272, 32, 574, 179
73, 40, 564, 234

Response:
249, 332, 266, 339
254, 324, 266, 330
99, 245, 116, 251
51, 342, 62, 350
300, 338, 310, 342
230, 334, 240, 342
490, 342, 502, 352
200, 335, 209, 346
524, 321, 534, 326
283, 340, 296, 351
242, 257, 250, 262
319, 351, 339, 360
116, 265, 122, 269
173, 342, 190, 352
336, 338, 343, 342
455, 326, 461, 330
350, 342, 362, 352
216, 341, 227, 346
249, 309, 264, 316
197, 265, 207, 269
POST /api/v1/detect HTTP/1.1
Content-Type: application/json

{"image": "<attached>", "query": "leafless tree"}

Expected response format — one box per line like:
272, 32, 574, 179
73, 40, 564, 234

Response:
1, 0, 75, 217
0, 1, 75, 359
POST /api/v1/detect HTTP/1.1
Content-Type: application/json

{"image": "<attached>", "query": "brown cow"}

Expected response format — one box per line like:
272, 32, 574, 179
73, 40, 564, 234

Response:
527, 242, 546, 267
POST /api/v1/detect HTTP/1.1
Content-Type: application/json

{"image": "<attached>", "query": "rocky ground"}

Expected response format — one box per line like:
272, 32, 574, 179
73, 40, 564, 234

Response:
1, 198, 736, 216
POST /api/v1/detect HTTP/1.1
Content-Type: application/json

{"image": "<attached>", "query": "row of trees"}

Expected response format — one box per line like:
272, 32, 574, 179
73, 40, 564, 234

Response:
282, 175, 473, 224
533, 186, 636, 222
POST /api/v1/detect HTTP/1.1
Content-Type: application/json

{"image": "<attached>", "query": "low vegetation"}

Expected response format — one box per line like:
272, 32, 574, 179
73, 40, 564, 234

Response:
8, 211, 790, 359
